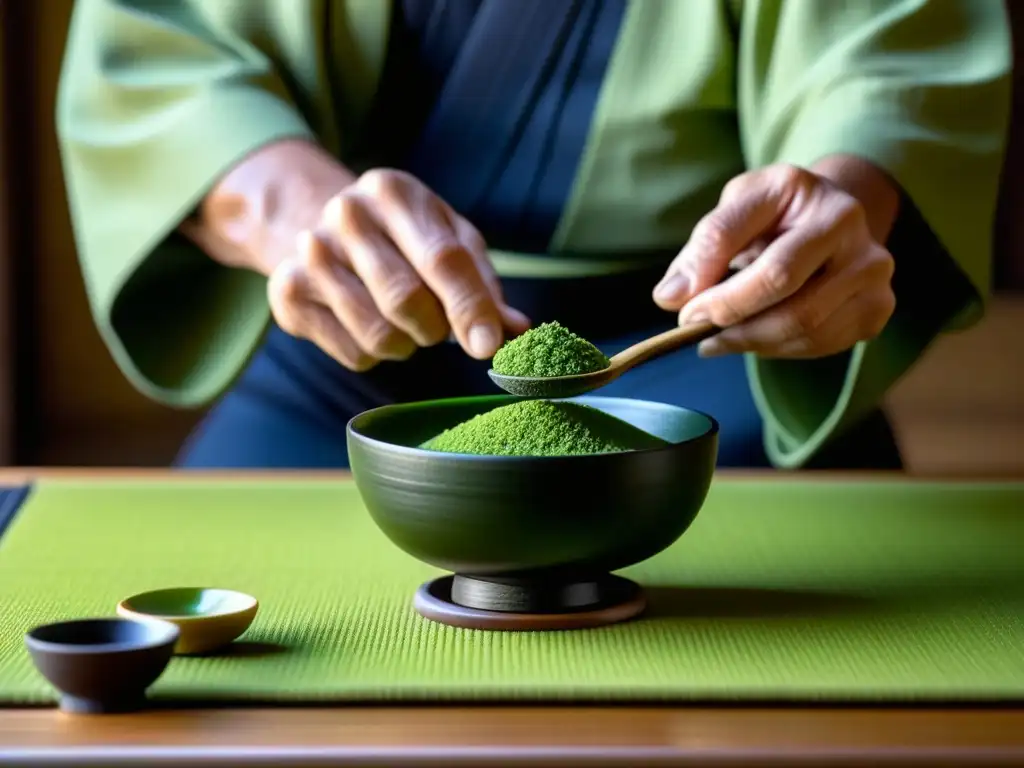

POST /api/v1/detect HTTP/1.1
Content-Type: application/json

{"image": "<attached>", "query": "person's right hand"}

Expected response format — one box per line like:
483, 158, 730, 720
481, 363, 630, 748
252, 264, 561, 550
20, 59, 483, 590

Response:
267, 169, 531, 371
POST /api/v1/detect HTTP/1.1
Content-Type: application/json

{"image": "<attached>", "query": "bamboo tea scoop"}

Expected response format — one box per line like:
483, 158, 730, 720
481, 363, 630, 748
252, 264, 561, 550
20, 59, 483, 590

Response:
487, 320, 720, 398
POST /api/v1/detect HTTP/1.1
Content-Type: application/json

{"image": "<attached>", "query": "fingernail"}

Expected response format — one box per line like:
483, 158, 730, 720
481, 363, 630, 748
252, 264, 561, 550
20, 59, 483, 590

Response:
697, 337, 726, 357
295, 230, 320, 261
654, 273, 689, 303
680, 310, 709, 326
468, 322, 501, 358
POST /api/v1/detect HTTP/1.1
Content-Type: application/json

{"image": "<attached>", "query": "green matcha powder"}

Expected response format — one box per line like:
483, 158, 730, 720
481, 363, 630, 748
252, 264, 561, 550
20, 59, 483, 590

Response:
423, 322, 661, 457
422, 399, 668, 457
491, 321, 610, 378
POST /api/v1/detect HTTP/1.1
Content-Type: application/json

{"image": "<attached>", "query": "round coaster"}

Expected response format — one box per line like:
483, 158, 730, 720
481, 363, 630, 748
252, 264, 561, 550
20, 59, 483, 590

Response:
413, 574, 646, 631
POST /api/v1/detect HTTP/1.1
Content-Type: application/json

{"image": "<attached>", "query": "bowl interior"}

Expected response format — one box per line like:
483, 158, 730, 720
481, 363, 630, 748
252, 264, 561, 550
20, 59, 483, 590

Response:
26, 618, 178, 651
120, 588, 256, 619
349, 394, 715, 454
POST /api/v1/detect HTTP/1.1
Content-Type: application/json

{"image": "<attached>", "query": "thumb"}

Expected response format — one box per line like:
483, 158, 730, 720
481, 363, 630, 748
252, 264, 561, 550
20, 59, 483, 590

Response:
653, 172, 786, 311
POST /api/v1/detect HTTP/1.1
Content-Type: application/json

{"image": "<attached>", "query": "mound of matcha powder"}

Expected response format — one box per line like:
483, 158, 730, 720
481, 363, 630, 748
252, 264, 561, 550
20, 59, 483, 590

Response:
491, 321, 609, 378
421, 399, 668, 457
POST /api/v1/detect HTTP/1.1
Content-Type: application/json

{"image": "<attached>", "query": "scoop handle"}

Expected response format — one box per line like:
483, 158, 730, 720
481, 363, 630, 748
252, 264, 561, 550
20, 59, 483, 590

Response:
609, 321, 720, 371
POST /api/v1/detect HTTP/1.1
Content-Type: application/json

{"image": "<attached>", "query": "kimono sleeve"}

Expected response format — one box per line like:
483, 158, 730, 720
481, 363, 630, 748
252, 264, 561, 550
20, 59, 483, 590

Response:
56, 0, 316, 407
735, 0, 1012, 467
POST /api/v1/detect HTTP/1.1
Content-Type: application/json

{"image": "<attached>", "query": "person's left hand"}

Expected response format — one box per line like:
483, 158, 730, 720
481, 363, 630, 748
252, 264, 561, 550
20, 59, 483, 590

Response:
652, 163, 896, 359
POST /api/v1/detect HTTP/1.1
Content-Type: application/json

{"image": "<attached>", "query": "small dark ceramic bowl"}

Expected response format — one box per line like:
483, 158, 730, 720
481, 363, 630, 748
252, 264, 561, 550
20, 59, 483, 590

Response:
24, 617, 179, 714
347, 395, 718, 613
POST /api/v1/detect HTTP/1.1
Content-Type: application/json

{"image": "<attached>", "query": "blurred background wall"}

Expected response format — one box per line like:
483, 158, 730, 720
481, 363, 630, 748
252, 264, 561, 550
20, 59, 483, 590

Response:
0, 0, 1021, 473
1, 0, 203, 467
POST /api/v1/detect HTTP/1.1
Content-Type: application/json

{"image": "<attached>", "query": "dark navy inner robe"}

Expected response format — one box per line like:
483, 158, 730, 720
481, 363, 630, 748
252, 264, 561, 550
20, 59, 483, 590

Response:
359, 0, 669, 338
175, 0, 903, 471
372, 0, 626, 254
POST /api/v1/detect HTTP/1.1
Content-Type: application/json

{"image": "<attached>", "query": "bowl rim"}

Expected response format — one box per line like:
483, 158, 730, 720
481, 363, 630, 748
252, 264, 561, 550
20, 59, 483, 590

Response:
346, 394, 720, 462
24, 617, 180, 655
116, 587, 259, 623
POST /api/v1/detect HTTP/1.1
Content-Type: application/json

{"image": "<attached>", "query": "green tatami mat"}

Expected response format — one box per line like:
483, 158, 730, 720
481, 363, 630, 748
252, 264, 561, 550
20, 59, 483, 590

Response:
0, 478, 1022, 705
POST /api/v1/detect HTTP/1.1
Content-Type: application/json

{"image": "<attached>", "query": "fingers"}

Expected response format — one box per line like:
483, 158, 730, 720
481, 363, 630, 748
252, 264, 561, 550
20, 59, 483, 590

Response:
267, 258, 377, 372
654, 165, 811, 310
694, 248, 896, 359
298, 231, 418, 361
355, 170, 506, 359
277, 168, 530, 369
677, 221, 842, 327
728, 238, 770, 271
303, 304, 381, 370
320, 196, 449, 347
449, 213, 531, 335
652, 162, 895, 360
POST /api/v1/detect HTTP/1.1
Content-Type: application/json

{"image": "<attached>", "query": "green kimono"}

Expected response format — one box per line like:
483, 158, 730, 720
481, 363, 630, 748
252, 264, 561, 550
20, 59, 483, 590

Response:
55, 0, 1011, 467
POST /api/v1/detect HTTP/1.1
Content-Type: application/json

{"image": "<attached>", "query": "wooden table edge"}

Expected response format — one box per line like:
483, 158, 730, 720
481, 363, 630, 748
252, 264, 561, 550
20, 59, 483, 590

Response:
3, 706, 1024, 766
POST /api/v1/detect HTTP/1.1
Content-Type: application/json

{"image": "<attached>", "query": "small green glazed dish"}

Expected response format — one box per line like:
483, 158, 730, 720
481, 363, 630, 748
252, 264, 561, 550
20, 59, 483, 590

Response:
347, 395, 719, 616
117, 588, 258, 655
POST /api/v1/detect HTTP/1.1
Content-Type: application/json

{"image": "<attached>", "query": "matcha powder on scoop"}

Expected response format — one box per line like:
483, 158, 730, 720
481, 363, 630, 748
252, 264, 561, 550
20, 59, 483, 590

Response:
491, 321, 610, 378
421, 400, 669, 457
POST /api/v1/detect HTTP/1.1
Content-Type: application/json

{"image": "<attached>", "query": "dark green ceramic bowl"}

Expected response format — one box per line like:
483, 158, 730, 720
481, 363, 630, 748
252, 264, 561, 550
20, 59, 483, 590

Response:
347, 395, 718, 611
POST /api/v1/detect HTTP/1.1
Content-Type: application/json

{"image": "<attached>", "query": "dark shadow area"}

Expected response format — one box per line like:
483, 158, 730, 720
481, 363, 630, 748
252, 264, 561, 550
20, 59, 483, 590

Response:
642, 585, 882, 620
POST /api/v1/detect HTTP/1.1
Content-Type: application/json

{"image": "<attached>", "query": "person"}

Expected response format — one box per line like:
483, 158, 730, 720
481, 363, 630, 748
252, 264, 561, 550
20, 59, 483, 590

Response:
55, 0, 1010, 470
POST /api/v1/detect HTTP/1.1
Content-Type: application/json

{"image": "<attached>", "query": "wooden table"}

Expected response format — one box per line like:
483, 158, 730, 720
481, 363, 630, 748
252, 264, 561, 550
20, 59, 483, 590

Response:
2, 468, 1023, 767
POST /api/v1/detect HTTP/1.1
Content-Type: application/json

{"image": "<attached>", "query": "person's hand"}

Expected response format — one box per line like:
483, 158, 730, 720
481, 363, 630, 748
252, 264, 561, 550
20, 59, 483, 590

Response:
653, 163, 896, 359
268, 169, 530, 371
